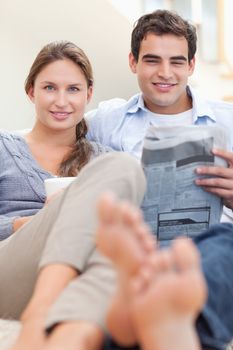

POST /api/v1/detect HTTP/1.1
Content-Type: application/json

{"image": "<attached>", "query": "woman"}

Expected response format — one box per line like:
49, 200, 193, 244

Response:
0, 41, 146, 350
0, 41, 107, 238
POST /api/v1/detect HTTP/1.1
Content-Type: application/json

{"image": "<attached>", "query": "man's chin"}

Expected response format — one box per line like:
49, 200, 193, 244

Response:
152, 99, 177, 108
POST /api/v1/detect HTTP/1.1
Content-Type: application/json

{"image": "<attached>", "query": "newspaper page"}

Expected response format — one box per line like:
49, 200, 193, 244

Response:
141, 125, 229, 243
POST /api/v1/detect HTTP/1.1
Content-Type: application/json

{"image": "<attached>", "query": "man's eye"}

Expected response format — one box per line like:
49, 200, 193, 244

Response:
171, 61, 184, 65
145, 59, 159, 64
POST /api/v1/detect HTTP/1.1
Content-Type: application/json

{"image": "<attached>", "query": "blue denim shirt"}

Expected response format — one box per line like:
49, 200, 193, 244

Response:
87, 86, 233, 159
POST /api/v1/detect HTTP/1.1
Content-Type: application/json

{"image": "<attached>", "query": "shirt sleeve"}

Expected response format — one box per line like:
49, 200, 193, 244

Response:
90, 142, 115, 160
86, 98, 127, 144
85, 108, 101, 143
0, 215, 19, 240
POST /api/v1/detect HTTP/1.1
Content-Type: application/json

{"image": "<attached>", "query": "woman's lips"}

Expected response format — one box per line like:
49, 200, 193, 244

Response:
50, 111, 72, 120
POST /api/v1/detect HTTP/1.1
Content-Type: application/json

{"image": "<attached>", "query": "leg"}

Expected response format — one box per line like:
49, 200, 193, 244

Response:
101, 218, 233, 350
194, 223, 233, 350
97, 195, 207, 349
43, 250, 116, 350
0, 153, 145, 349
96, 193, 156, 346
43, 321, 103, 350
0, 196, 72, 319
9, 264, 77, 350
129, 238, 207, 350
0, 194, 76, 350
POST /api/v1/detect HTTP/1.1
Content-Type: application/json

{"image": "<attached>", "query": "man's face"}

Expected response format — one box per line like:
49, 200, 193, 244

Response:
129, 33, 195, 114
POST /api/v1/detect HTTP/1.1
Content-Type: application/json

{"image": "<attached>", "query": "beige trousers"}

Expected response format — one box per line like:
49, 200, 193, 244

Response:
0, 153, 146, 331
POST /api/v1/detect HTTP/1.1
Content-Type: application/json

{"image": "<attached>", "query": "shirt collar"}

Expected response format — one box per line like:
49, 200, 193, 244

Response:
127, 94, 148, 114
186, 86, 216, 123
126, 87, 217, 124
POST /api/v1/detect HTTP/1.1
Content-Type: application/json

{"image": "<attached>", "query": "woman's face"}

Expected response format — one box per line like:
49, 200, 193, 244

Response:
28, 58, 92, 132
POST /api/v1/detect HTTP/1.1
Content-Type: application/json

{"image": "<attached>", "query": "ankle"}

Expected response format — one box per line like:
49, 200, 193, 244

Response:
138, 318, 200, 350
21, 302, 48, 323
48, 321, 104, 350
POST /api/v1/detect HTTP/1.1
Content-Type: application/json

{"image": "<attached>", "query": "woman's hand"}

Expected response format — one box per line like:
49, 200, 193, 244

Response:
13, 189, 65, 233
13, 216, 33, 233
45, 189, 65, 205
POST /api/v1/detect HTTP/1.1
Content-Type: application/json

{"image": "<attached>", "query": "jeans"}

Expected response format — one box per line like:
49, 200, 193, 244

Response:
104, 223, 233, 350
195, 223, 233, 349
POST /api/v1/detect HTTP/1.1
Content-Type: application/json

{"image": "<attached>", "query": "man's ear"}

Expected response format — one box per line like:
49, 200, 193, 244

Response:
188, 56, 196, 76
27, 86, 35, 103
129, 52, 137, 73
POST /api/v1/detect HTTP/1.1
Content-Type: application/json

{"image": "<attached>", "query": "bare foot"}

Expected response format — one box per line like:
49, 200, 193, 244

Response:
96, 192, 155, 280
129, 238, 207, 350
96, 193, 156, 345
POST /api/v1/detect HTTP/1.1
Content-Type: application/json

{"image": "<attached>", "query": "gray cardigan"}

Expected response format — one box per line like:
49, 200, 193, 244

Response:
0, 131, 110, 240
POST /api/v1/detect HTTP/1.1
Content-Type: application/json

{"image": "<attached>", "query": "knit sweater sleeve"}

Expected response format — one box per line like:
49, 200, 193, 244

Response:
0, 131, 45, 240
0, 134, 18, 239
0, 215, 19, 240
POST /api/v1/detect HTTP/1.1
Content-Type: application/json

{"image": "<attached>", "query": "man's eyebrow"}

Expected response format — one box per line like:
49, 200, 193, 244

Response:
142, 54, 187, 62
170, 55, 187, 61
142, 54, 161, 60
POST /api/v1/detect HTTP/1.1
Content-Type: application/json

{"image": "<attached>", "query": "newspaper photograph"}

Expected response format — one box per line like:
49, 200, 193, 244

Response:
141, 125, 229, 243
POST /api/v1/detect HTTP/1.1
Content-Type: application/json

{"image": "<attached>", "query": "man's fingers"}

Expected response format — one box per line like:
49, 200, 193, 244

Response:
196, 166, 233, 179
195, 177, 233, 190
202, 186, 233, 199
212, 148, 233, 165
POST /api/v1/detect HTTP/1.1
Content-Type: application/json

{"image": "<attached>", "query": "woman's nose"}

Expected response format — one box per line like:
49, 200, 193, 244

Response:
55, 91, 68, 107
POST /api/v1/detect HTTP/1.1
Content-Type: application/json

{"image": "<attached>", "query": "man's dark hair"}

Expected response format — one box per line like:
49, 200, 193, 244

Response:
131, 9, 197, 62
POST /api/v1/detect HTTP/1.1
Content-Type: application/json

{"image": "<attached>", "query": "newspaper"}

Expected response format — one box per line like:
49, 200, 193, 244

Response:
141, 125, 229, 243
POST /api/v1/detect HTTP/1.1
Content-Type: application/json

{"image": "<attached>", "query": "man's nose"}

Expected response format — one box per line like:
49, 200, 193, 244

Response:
157, 62, 172, 79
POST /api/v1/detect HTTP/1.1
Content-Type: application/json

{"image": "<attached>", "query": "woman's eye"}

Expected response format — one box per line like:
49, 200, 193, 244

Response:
68, 86, 79, 92
44, 85, 55, 91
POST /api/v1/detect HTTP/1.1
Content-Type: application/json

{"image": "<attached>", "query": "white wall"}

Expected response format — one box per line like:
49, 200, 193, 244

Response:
0, 0, 138, 130
109, 0, 143, 23
1, 0, 232, 131
224, 0, 233, 69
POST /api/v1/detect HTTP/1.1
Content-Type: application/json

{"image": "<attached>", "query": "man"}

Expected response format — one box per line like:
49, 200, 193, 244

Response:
86, 9, 233, 350
87, 9, 233, 221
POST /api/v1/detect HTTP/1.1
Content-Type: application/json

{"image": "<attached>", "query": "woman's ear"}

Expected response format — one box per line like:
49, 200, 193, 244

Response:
27, 86, 35, 103
87, 86, 93, 104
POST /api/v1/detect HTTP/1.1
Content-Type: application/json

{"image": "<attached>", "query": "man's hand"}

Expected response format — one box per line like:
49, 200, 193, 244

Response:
195, 148, 233, 210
